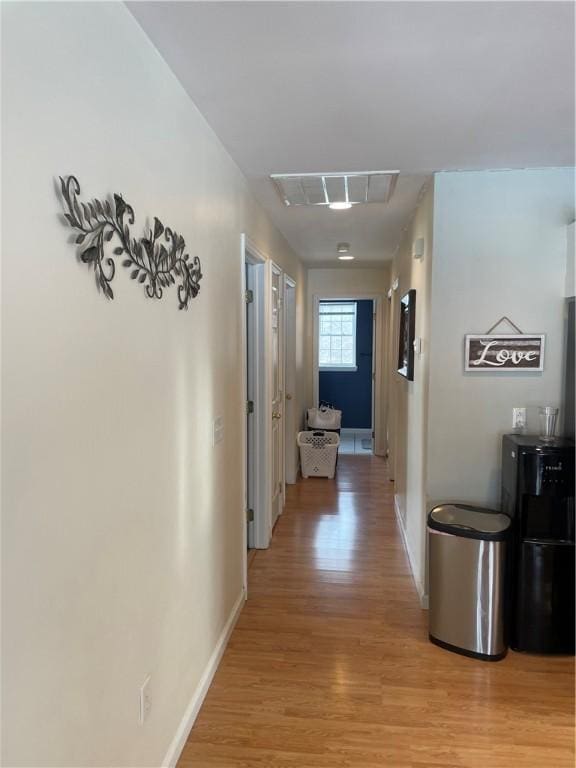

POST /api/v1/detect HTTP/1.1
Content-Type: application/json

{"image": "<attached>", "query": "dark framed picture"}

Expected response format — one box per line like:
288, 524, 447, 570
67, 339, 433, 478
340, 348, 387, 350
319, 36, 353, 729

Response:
397, 289, 416, 380
464, 334, 545, 372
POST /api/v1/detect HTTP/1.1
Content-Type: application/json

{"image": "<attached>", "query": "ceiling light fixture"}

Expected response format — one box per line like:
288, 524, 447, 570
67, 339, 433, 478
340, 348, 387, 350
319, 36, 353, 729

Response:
329, 201, 352, 211
337, 242, 350, 253
338, 255, 355, 261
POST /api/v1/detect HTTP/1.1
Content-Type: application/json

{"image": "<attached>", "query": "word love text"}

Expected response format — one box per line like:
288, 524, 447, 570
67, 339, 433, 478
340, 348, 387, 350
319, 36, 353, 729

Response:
465, 334, 544, 373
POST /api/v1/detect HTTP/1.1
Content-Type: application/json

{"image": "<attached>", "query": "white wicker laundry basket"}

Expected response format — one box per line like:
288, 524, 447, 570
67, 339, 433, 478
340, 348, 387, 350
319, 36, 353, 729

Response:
297, 430, 340, 479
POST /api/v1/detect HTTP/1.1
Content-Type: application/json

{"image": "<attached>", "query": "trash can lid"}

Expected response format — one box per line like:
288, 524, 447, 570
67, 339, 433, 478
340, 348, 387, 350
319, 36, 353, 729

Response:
428, 504, 511, 541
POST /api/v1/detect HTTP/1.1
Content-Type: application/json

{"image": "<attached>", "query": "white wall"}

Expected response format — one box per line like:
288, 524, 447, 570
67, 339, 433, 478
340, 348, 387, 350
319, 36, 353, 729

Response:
1, 4, 305, 766
427, 168, 575, 510
388, 184, 434, 601
306, 267, 391, 299
306, 267, 390, 452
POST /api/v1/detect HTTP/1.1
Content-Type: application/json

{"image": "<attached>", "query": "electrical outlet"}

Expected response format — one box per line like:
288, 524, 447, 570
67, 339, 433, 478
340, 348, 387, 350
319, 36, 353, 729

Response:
512, 407, 527, 431
139, 676, 151, 725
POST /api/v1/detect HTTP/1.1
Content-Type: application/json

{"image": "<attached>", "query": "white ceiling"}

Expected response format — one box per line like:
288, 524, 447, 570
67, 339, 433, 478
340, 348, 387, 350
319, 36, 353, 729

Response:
128, 1, 574, 265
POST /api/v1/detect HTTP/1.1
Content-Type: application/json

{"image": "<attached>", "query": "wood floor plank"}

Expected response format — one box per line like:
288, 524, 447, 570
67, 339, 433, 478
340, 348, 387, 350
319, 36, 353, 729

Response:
178, 455, 574, 767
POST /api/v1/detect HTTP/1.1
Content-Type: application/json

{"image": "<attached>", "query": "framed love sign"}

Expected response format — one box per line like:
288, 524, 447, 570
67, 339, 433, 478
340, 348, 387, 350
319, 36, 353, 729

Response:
465, 334, 545, 372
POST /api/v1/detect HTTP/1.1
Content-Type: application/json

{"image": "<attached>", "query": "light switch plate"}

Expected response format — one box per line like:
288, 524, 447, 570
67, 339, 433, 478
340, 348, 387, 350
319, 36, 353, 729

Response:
139, 676, 151, 725
213, 417, 224, 446
412, 237, 425, 260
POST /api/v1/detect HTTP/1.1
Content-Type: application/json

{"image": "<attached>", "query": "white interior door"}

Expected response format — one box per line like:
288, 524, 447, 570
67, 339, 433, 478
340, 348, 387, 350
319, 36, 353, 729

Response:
242, 234, 268, 553
284, 276, 297, 486
245, 263, 255, 549
371, 302, 376, 441
271, 264, 284, 526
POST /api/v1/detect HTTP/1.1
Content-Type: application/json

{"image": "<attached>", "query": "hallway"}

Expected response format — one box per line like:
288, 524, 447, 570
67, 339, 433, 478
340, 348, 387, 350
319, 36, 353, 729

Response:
178, 456, 574, 768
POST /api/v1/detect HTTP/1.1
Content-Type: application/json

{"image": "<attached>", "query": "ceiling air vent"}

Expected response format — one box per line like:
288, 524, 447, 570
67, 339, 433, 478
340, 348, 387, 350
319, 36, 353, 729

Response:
270, 171, 399, 207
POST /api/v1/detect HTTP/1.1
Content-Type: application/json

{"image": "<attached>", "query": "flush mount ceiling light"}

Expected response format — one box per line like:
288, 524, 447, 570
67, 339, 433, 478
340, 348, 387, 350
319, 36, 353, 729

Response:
270, 171, 399, 208
337, 243, 354, 260
329, 202, 352, 211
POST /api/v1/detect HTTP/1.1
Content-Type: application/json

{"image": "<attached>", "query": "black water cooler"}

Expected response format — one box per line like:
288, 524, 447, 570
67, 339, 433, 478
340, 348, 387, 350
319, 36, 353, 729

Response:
502, 435, 575, 654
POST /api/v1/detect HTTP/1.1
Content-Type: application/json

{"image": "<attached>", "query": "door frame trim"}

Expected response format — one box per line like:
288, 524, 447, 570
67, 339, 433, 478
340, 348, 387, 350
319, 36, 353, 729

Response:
312, 292, 385, 455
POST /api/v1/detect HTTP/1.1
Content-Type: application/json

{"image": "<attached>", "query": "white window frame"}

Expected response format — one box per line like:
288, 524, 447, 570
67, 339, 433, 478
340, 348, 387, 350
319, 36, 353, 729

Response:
318, 300, 358, 372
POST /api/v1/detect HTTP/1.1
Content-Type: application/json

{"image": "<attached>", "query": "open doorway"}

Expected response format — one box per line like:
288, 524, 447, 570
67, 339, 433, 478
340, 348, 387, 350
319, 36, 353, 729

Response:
313, 295, 383, 456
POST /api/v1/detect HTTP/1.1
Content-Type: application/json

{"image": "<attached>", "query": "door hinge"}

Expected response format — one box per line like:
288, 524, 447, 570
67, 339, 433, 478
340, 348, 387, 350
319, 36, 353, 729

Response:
372, 430, 375, 439
247, 400, 254, 415
245, 289, 254, 304
246, 508, 254, 522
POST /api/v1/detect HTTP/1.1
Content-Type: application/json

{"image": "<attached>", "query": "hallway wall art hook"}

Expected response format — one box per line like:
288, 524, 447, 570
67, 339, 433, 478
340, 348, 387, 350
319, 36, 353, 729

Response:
485, 316, 524, 335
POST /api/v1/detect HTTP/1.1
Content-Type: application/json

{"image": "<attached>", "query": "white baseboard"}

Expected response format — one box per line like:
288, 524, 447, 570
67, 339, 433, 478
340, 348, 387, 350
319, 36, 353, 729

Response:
393, 495, 428, 610
340, 428, 373, 436
161, 588, 245, 768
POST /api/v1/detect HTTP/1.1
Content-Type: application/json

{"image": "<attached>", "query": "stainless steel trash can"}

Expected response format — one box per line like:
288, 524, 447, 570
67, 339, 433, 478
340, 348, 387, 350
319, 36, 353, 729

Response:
428, 504, 511, 661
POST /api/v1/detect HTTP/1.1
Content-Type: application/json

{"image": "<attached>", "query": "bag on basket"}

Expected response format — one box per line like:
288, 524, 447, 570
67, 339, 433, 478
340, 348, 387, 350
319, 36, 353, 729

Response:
307, 406, 341, 430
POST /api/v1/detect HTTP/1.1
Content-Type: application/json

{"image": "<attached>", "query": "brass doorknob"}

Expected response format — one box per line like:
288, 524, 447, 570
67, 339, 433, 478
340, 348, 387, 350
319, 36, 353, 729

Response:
272, 411, 282, 419
285, 394, 293, 400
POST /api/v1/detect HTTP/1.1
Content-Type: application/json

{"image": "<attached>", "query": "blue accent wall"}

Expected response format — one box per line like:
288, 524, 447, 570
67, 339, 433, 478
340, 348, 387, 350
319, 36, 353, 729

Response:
319, 300, 373, 428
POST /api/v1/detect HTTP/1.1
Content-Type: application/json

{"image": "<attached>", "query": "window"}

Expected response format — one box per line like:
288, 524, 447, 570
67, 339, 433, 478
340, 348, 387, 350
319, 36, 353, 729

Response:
319, 301, 357, 371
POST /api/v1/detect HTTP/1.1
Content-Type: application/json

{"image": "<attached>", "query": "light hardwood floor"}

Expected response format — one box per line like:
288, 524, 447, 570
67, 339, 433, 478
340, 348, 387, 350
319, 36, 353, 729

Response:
178, 454, 574, 767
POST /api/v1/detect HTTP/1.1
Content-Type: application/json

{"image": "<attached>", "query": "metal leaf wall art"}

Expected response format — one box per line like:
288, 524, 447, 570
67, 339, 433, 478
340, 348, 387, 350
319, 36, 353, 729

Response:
59, 176, 202, 309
